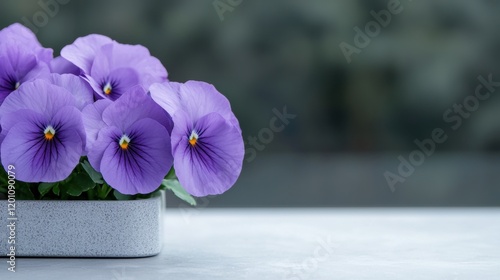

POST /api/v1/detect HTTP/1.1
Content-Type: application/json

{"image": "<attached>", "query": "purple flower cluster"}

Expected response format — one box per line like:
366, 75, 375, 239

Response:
0, 23, 244, 197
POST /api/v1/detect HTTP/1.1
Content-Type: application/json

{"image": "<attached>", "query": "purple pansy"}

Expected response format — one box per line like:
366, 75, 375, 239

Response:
0, 79, 86, 182
0, 23, 245, 200
61, 35, 167, 101
84, 87, 173, 194
150, 81, 244, 197
0, 24, 52, 105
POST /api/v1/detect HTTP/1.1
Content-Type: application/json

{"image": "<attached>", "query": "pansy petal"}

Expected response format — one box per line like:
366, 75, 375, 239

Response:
102, 86, 173, 132
1, 109, 44, 136
49, 74, 94, 110
178, 81, 234, 121
150, 80, 241, 133
50, 106, 87, 153
134, 55, 168, 86
0, 79, 76, 119
82, 99, 112, 150
50, 56, 81, 75
89, 43, 166, 99
87, 125, 121, 172
0, 49, 50, 104
92, 43, 146, 71
19, 63, 51, 84
149, 82, 182, 117
91, 67, 140, 100
61, 34, 113, 74
1, 112, 82, 182
0, 109, 45, 148
0, 47, 37, 79
173, 112, 244, 197
0, 23, 53, 63
0, 54, 22, 102
92, 42, 167, 83
83, 75, 105, 100
100, 118, 173, 194
169, 110, 193, 153
0, 23, 41, 48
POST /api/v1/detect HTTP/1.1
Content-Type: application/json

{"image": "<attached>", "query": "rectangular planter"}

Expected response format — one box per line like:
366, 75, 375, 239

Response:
0, 194, 163, 257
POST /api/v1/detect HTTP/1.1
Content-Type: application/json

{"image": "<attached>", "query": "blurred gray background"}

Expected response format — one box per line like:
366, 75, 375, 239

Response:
1, 0, 500, 207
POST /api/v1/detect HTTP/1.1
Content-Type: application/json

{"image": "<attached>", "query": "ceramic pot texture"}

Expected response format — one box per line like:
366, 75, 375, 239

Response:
0, 195, 163, 257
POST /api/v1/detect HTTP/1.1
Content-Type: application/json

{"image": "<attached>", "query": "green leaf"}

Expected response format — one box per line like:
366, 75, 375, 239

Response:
0, 168, 9, 195
0, 168, 7, 185
165, 167, 177, 180
81, 160, 104, 184
87, 187, 97, 200
64, 173, 96, 197
15, 182, 35, 200
39, 182, 57, 197
162, 179, 196, 206
52, 184, 60, 196
113, 189, 134, 200
0, 181, 6, 195
97, 183, 113, 200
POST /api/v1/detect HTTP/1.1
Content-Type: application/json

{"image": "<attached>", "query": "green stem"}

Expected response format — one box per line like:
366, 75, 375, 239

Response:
98, 183, 112, 200
87, 187, 97, 200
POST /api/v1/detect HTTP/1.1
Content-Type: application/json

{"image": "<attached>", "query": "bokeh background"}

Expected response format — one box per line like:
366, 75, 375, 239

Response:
1, 0, 499, 207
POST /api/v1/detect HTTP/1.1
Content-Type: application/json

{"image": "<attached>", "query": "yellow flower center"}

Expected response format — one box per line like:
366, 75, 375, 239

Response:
103, 82, 112, 95
189, 131, 199, 146
44, 126, 56, 141
119, 135, 131, 150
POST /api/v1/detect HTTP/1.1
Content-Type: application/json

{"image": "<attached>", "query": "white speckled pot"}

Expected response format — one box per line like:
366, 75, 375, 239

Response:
0, 194, 164, 257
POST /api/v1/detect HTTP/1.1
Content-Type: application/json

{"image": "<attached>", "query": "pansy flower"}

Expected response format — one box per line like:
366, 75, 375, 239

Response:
150, 81, 244, 197
0, 79, 86, 182
84, 87, 173, 194
0, 24, 52, 105
61, 35, 167, 100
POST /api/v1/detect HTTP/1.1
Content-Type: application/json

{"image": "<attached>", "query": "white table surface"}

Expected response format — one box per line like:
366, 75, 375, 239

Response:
2, 208, 499, 280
